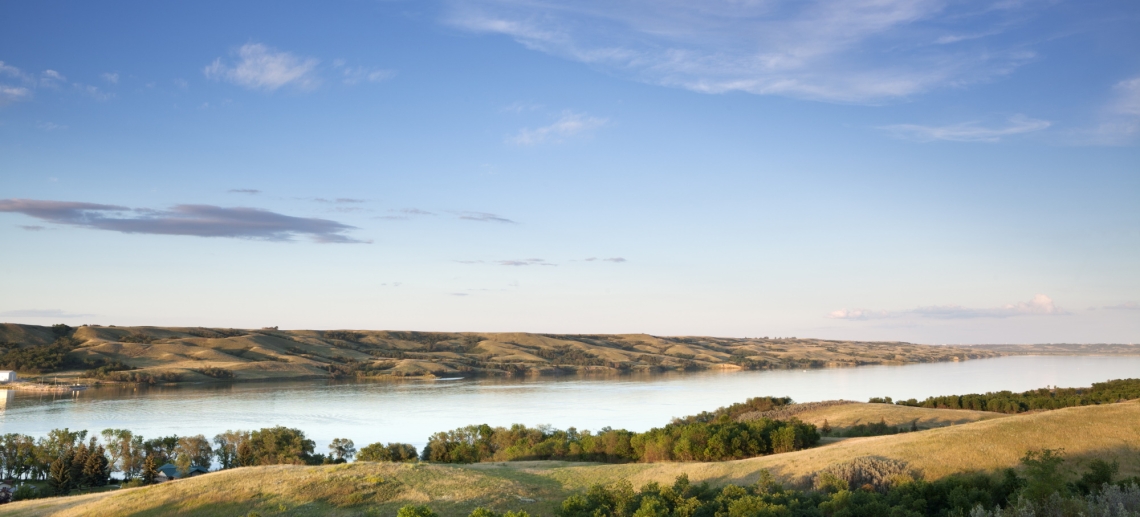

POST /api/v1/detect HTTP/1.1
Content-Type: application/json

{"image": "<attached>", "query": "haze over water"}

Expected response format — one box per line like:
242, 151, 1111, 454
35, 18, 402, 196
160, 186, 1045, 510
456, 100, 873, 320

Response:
2, 355, 1137, 452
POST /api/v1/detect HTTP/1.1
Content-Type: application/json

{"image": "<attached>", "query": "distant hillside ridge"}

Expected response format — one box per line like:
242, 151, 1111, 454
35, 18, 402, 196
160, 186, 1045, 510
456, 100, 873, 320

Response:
1, 322, 1007, 384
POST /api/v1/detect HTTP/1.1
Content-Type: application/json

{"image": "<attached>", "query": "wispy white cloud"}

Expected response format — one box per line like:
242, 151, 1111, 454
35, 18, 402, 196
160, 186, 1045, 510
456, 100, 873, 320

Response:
0, 85, 32, 105
502, 101, 543, 113
75, 83, 114, 101
0, 62, 119, 106
0, 62, 24, 78
583, 257, 627, 263
447, 0, 1039, 103
1095, 77, 1140, 142
455, 211, 516, 223
509, 111, 607, 145
377, 208, 436, 220
0, 308, 95, 318
1069, 76, 1140, 146
829, 294, 1066, 320
880, 115, 1050, 142
40, 70, 66, 88
0, 61, 34, 105
101, 72, 119, 84
827, 308, 891, 321
332, 60, 396, 85
1114, 77, 1140, 117
204, 43, 321, 92
458, 258, 556, 266
36, 121, 67, 131
1099, 302, 1140, 311
497, 258, 556, 266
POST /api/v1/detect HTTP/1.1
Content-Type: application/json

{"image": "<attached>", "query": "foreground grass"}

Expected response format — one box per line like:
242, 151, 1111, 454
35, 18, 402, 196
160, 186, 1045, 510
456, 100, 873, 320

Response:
5, 401, 1138, 517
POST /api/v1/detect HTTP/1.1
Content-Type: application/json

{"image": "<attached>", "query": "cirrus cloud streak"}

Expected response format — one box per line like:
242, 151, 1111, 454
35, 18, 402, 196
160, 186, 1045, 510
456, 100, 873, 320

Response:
448, 0, 1040, 103
880, 115, 1051, 142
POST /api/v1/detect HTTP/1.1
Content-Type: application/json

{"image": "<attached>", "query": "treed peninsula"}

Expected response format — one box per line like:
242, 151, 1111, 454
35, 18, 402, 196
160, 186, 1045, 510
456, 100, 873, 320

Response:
0, 323, 1135, 385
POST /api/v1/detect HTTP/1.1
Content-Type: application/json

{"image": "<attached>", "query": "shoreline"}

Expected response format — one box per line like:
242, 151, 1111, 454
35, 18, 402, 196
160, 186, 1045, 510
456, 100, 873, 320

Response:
2, 381, 88, 393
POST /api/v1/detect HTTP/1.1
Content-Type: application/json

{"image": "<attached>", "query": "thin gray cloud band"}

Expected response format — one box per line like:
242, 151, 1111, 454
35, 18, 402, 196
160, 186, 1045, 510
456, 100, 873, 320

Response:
0, 198, 366, 243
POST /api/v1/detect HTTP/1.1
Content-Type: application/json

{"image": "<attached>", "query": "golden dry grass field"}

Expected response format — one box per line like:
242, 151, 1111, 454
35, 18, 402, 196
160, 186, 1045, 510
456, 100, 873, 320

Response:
5, 401, 1138, 517
0, 323, 1010, 384
777, 401, 1011, 432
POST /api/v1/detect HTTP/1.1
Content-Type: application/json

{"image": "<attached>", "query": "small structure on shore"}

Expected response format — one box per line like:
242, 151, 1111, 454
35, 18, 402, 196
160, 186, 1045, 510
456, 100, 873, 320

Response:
0, 371, 15, 383
155, 463, 209, 482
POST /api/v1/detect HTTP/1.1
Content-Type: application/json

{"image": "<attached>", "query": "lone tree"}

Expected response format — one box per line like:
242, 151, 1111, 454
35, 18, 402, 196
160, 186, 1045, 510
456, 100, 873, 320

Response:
48, 454, 73, 495
329, 438, 356, 463
141, 455, 158, 485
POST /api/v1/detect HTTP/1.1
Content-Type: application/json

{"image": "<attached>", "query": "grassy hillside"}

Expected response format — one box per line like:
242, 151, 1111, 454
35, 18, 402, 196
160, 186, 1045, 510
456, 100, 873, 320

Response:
0, 323, 1003, 384
5, 401, 1137, 517
739, 401, 1011, 432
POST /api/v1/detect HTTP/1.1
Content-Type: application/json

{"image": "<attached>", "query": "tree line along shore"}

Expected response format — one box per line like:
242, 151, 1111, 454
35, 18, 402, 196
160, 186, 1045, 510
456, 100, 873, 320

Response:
0, 322, 1052, 385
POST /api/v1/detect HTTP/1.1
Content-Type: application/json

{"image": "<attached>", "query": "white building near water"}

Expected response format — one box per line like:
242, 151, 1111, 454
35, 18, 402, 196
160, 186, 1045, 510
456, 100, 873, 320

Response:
0, 371, 16, 383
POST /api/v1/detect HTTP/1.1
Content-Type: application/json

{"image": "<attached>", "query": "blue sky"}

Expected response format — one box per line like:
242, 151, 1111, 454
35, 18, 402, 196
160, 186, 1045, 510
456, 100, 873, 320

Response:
1, 0, 1138, 344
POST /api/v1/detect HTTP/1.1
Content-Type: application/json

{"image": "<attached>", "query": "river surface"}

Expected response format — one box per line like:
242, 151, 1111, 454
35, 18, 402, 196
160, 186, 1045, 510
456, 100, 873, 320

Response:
1, 355, 1138, 452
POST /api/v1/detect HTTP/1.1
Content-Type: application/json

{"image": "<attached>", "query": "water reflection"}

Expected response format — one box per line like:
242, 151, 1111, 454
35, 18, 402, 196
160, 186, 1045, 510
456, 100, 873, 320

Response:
0, 355, 1136, 452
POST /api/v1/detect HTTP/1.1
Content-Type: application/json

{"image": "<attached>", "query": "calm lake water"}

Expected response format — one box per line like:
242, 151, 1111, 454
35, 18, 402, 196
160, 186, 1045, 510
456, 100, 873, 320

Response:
1, 355, 1138, 452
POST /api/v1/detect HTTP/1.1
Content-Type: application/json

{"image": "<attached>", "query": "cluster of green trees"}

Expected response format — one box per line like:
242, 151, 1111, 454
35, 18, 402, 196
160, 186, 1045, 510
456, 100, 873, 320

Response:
0, 426, 418, 500
0, 324, 133, 376
0, 337, 80, 373
671, 396, 794, 425
358, 442, 418, 462
0, 428, 220, 493
531, 345, 607, 366
422, 417, 818, 464
0, 336, 82, 374
119, 333, 157, 344
871, 378, 1140, 413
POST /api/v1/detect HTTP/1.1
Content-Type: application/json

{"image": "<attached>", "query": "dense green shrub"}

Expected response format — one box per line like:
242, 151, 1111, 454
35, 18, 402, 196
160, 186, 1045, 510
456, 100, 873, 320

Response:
247, 426, 316, 465
883, 378, 1140, 413
357, 442, 419, 462
104, 371, 182, 384
324, 331, 365, 342
120, 333, 157, 344
192, 367, 234, 379
0, 337, 82, 373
